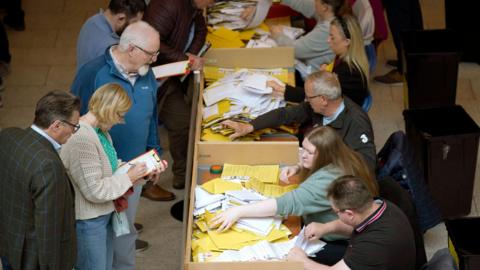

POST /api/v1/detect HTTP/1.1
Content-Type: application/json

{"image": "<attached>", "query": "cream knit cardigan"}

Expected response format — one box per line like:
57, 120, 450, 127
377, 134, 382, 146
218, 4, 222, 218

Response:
60, 121, 132, 220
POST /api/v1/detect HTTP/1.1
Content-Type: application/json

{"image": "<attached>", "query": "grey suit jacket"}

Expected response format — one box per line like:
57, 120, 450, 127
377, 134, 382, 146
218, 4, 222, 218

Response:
0, 127, 76, 270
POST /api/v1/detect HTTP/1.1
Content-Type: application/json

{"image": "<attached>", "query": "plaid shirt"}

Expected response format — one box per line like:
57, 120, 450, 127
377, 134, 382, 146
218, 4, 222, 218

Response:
0, 127, 76, 270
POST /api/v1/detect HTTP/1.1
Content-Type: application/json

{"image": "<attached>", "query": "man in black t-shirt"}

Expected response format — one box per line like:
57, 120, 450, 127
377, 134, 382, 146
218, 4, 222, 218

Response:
288, 175, 416, 270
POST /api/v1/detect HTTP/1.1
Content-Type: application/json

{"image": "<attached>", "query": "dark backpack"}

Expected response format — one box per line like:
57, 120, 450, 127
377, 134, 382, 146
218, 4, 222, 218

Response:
376, 131, 442, 232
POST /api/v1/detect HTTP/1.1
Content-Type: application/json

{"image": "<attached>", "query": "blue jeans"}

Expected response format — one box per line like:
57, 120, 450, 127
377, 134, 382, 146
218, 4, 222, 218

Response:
1, 257, 12, 270
365, 43, 377, 74
76, 212, 113, 270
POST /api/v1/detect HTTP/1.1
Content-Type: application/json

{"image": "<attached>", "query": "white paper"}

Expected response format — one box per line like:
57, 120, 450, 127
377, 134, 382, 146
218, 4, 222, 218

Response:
194, 186, 225, 210
295, 227, 327, 256
203, 103, 220, 120
152, 60, 189, 78
225, 189, 266, 202
114, 150, 161, 176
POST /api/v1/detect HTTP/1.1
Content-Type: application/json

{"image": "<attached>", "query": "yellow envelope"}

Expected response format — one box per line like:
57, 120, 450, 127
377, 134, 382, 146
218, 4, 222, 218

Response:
208, 230, 260, 250
212, 27, 240, 41
201, 178, 243, 194
204, 210, 220, 229
201, 128, 231, 142
191, 236, 219, 252
195, 220, 209, 233
239, 29, 256, 40
264, 227, 290, 242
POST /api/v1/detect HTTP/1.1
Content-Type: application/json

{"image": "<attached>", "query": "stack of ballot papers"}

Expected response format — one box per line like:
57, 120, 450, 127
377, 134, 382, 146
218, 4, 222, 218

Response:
200, 232, 326, 262
207, 0, 264, 30
207, 1, 257, 30
201, 69, 288, 141
221, 163, 279, 183
192, 163, 322, 262
244, 26, 305, 48
203, 66, 289, 87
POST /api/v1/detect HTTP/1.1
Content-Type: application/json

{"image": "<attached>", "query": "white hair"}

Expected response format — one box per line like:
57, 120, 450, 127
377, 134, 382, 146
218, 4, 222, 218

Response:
118, 21, 158, 52
306, 71, 342, 100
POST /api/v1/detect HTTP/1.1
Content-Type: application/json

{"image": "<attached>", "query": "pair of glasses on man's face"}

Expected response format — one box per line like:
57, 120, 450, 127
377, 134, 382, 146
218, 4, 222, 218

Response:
61, 120, 80, 133
133, 44, 159, 59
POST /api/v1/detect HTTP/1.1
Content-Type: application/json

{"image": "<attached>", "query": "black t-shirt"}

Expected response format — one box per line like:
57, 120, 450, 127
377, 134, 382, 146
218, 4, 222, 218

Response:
343, 199, 416, 270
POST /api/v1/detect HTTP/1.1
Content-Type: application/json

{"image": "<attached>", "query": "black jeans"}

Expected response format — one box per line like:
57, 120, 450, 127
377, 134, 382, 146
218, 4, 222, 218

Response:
383, 0, 423, 73
311, 239, 349, 266
0, 22, 10, 63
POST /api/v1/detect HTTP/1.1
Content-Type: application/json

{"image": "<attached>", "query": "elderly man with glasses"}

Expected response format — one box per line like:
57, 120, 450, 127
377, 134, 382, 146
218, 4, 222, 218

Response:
0, 91, 80, 270
71, 21, 175, 270
222, 70, 377, 171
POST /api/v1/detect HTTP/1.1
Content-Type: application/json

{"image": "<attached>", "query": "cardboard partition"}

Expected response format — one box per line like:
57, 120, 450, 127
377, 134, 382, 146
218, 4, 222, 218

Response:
197, 141, 299, 165
204, 47, 295, 69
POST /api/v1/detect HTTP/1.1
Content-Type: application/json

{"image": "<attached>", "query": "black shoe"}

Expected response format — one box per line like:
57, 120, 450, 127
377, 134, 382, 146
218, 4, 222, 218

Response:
172, 181, 185, 190
134, 222, 143, 234
3, 14, 26, 31
135, 239, 149, 252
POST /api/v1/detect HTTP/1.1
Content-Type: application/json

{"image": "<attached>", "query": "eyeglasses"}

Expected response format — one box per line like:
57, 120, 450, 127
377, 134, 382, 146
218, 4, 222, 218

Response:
133, 44, 159, 58
61, 120, 80, 133
305, 94, 323, 101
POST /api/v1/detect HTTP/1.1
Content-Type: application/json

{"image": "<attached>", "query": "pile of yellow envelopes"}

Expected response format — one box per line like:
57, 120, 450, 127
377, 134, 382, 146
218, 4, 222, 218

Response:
191, 164, 299, 262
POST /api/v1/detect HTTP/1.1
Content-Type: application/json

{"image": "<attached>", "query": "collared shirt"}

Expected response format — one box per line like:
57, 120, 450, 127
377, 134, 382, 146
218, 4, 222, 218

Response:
344, 198, 416, 270
109, 46, 138, 85
354, 198, 385, 232
76, 10, 120, 71
31, 124, 62, 151
322, 101, 345, 126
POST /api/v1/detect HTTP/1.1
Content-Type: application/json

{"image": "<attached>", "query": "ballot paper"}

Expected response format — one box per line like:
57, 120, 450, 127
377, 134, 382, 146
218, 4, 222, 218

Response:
114, 149, 163, 176
242, 73, 272, 94
282, 26, 305, 40
235, 217, 275, 236
294, 227, 327, 256
151, 60, 190, 78
225, 189, 266, 202
194, 186, 225, 211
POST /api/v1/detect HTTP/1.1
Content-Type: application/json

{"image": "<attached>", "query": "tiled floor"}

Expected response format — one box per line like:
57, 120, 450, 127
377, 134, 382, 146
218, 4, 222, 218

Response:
1, 0, 479, 269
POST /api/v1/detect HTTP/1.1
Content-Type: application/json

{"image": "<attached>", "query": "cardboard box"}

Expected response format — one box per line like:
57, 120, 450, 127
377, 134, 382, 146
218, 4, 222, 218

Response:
181, 49, 303, 268
183, 142, 302, 269
199, 47, 299, 166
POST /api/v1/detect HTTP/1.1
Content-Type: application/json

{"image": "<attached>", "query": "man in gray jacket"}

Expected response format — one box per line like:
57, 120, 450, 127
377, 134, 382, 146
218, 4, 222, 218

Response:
222, 71, 377, 170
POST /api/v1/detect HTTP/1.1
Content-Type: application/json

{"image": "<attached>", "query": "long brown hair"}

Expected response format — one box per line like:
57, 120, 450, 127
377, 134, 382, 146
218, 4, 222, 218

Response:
300, 126, 378, 196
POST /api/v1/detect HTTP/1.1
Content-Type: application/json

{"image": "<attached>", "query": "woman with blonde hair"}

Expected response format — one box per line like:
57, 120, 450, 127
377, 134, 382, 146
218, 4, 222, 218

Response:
268, 14, 370, 107
61, 83, 166, 270
212, 126, 377, 265
326, 14, 370, 106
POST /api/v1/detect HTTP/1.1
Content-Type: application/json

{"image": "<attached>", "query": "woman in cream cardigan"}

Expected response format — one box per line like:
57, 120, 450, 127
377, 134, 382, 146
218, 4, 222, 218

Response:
61, 83, 166, 270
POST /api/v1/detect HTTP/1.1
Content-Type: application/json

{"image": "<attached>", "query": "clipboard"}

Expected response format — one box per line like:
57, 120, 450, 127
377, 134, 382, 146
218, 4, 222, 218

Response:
114, 149, 166, 177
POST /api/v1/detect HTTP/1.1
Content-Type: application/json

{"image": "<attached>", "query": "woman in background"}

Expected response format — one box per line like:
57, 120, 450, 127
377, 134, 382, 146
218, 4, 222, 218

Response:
268, 14, 370, 107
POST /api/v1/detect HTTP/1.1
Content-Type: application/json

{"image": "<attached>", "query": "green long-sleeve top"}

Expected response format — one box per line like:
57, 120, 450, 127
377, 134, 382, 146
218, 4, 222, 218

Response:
276, 164, 347, 241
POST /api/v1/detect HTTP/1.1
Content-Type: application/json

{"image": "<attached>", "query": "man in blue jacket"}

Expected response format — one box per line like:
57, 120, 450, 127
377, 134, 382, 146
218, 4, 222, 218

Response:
71, 21, 175, 270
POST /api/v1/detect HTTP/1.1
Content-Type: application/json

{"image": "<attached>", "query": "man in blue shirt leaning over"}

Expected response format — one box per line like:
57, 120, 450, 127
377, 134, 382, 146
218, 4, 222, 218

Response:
76, 0, 145, 71
71, 21, 174, 270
